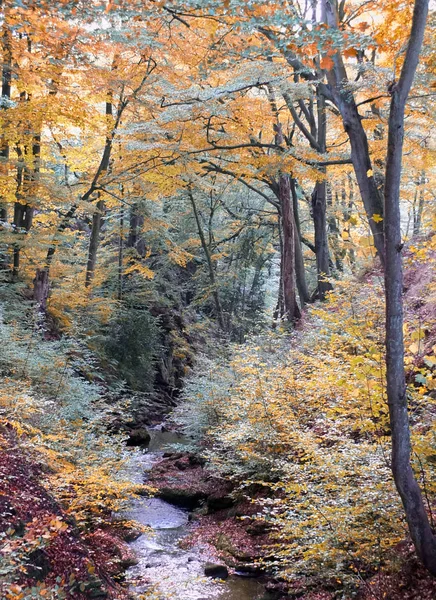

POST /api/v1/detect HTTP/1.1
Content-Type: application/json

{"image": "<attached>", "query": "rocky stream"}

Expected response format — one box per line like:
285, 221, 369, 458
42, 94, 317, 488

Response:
122, 428, 266, 600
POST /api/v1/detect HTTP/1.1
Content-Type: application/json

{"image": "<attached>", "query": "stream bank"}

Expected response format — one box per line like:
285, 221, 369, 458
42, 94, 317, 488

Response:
122, 428, 269, 600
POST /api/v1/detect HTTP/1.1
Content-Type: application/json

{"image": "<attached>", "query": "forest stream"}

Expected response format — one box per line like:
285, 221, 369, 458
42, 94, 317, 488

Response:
122, 428, 266, 600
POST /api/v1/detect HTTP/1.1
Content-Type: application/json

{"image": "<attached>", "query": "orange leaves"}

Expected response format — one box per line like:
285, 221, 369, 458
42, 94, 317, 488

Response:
342, 47, 358, 59
320, 56, 335, 71
356, 21, 370, 32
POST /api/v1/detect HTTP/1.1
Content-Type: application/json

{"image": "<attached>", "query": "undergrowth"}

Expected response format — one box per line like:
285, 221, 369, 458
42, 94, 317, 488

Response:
0, 287, 148, 599
174, 239, 436, 596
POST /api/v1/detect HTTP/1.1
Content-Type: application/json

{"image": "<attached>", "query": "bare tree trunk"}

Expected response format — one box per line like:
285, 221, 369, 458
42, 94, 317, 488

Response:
273, 219, 285, 327
329, 189, 344, 272
272, 120, 300, 324
118, 207, 124, 302
384, 0, 436, 574
127, 203, 146, 257
412, 172, 425, 236
345, 175, 356, 269
188, 188, 225, 330
0, 14, 11, 229
33, 268, 49, 313
290, 178, 310, 305
280, 173, 300, 324
84, 96, 113, 287
85, 196, 105, 287
12, 123, 39, 280
312, 87, 332, 299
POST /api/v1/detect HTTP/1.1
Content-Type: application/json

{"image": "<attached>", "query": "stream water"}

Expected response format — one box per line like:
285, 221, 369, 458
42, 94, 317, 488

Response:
122, 429, 266, 600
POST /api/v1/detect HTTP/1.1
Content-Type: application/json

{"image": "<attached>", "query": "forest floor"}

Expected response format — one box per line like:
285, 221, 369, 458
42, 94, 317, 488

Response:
0, 425, 135, 600
3, 420, 436, 600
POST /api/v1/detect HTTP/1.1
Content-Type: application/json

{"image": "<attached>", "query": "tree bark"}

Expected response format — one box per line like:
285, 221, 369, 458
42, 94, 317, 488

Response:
84, 96, 113, 287
12, 124, 39, 280
265, 4, 385, 262
284, 77, 330, 299
127, 203, 146, 257
85, 196, 105, 287
33, 268, 49, 313
118, 207, 124, 302
290, 178, 310, 305
412, 172, 425, 236
273, 220, 285, 327
280, 173, 301, 324
312, 90, 332, 299
0, 13, 11, 226
322, 0, 385, 263
384, 0, 436, 574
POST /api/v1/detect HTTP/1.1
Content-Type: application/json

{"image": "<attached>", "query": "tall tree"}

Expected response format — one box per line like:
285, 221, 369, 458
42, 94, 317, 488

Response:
383, 0, 436, 574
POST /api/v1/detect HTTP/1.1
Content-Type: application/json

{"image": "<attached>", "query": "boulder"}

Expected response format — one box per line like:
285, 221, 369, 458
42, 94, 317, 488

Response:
126, 428, 151, 447
122, 529, 142, 542
204, 562, 229, 580
158, 487, 206, 509
234, 563, 263, 577
207, 494, 235, 511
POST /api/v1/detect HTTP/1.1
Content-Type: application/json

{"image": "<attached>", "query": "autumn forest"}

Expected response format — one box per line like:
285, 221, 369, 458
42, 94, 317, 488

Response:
0, 1, 435, 599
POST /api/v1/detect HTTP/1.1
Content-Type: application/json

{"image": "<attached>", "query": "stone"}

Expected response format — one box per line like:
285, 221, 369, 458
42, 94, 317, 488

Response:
126, 428, 151, 447
119, 557, 139, 568
119, 527, 141, 542
207, 494, 235, 511
234, 563, 263, 577
158, 487, 207, 509
204, 562, 229, 580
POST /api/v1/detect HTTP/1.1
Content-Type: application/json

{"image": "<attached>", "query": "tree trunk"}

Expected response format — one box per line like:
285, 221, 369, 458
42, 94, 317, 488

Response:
85, 96, 113, 287
0, 14, 11, 227
118, 207, 124, 302
412, 172, 425, 236
290, 178, 310, 305
322, 0, 385, 264
312, 179, 332, 299
188, 188, 225, 330
384, 0, 436, 574
127, 203, 146, 257
329, 189, 343, 272
85, 197, 105, 287
12, 127, 39, 280
280, 174, 300, 324
33, 268, 49, 314
273, 220, 285, 327
312, 44, 332, 298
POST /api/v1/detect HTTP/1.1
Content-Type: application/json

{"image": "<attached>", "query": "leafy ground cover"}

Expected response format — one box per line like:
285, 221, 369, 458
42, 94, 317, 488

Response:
0, 425, 133, 600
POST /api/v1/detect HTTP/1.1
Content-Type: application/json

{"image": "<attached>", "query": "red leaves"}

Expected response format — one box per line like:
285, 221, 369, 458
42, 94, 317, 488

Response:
0, 430, 128, 599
